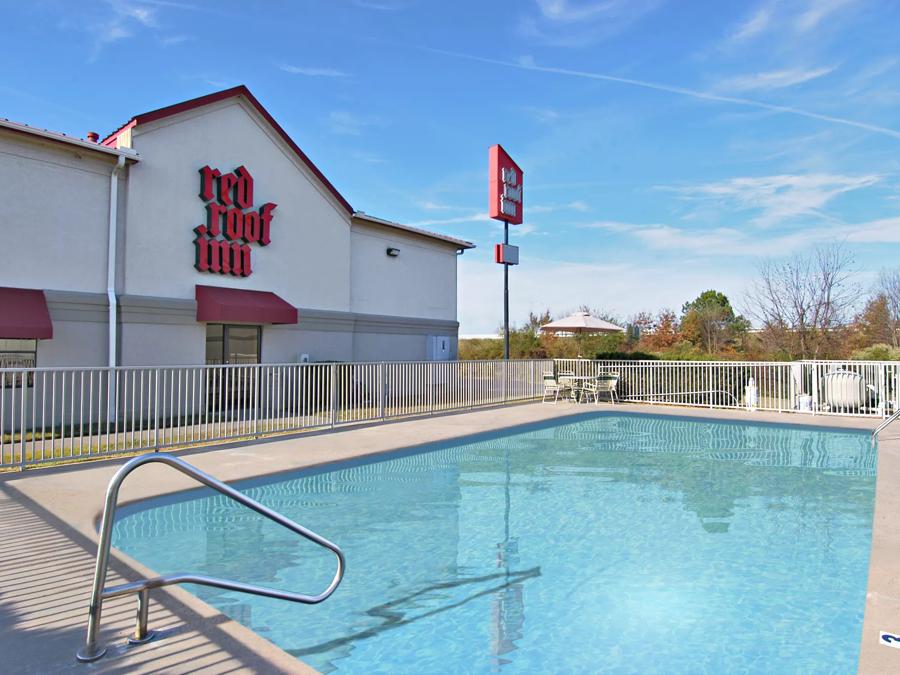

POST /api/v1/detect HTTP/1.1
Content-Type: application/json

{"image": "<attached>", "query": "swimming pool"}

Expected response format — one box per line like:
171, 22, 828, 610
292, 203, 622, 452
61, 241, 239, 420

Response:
113, 413, 876, 673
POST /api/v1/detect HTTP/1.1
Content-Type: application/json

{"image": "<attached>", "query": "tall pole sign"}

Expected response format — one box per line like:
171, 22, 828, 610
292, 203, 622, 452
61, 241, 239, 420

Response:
489, 145, 523, 360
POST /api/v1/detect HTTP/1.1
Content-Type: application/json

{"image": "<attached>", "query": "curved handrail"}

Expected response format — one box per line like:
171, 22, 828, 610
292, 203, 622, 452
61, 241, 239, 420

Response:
76, 453, 345, 663
872, 408, 900, 447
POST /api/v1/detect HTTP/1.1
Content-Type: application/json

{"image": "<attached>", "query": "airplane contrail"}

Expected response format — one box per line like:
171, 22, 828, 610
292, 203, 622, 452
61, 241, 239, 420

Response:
423, 46, 900, 141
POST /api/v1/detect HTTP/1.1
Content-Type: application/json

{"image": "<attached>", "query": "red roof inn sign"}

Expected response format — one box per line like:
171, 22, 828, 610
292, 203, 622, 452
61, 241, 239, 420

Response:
488, 145, 523, 224
193, 165, 277, 276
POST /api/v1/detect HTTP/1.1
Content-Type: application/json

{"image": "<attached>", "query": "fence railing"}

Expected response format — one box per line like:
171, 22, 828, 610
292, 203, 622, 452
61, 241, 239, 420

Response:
2, 357, 893, 470
555, 358, 899, 418
0, 360, 552, 469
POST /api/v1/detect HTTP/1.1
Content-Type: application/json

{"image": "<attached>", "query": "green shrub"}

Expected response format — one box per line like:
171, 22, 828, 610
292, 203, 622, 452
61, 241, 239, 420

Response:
594, 351, 659, 361
851, 343, 900, 361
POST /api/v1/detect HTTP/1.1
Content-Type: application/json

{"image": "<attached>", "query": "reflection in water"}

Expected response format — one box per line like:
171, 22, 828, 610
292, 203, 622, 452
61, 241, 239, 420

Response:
289, 567, 541, 659
113, 413, 875, 674
490, 443, 524, 669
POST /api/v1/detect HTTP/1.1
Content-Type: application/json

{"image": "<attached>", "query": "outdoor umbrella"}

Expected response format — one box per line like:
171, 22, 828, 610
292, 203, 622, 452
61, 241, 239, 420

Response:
540, 311, 625, 334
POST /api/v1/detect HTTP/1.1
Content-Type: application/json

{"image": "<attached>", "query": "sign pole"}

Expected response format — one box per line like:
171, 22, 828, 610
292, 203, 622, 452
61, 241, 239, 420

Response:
488, 144, 522, 363
503, 220, 510, 360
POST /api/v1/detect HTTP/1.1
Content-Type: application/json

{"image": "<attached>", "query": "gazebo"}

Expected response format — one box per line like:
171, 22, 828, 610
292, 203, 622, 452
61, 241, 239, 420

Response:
540, 311, 625, 335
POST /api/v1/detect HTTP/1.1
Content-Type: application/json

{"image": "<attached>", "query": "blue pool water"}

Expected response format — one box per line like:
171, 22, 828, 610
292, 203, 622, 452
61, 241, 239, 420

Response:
113, 413, 876, 673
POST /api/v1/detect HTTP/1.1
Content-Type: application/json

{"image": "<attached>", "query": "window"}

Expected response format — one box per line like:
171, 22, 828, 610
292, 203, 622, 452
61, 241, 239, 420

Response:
0, 338, 37, 387
205, 324, 261, 365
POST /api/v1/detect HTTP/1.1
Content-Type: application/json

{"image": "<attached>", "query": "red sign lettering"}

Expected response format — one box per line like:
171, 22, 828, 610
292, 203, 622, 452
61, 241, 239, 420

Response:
194, 165, 276, 277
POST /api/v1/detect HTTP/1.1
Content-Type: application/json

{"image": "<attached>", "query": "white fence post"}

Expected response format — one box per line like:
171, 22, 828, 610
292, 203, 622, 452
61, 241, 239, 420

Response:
503, 360, 508, 403
330, 363, 337, 428
379, 362, 385, 421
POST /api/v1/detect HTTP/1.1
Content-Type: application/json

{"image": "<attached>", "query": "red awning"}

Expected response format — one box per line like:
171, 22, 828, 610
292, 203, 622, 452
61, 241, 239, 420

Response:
0, 287, 53, 339
195, 285, 297, 325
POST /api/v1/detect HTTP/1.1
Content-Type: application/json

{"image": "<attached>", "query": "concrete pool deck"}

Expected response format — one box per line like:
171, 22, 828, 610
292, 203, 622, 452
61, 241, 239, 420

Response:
0, 401, 896, 673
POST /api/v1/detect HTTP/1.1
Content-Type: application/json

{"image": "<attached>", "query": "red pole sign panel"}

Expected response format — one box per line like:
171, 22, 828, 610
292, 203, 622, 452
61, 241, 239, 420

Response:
494, 243, 519, 265
488, 145, 523, 225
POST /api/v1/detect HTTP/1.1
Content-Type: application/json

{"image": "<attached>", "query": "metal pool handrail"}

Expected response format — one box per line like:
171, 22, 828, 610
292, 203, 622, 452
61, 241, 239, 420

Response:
872, 408, 900, 447
76, 452, 345, 663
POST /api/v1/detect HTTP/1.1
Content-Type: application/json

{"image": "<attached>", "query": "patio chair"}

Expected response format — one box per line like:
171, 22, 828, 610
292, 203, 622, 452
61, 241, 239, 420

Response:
557, 371, 577, 402
542, 373, 564, 404
580, 378, 600, 404
592, 372, 619, 404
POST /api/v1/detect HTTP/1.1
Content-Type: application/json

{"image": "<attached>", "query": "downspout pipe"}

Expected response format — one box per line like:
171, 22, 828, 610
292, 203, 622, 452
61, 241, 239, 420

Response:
107, 155, 126, 368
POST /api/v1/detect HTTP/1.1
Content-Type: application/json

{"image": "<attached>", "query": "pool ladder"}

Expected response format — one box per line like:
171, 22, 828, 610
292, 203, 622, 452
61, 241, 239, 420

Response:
76, 452, 345, 663
872, 408, 900, 447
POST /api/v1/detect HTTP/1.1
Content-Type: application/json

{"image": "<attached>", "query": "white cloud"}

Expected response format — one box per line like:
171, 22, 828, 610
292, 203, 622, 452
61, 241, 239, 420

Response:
280, 64, 350, 77
843, 216, 900, 243
410, 212, 492, 227
795, 0, 859, 32
728, 4, 775, 43
521, 105, 561, 123
528, 200, 589, 214
535, 0, 633, 22
160, 34, 190, 46
577, 210, 900, 257
351, 151, 387, 164
75, 0, 200, 58
327, 111, 377, 135
519, 0, 662, 47
723, 0, 861, 46
414, 200, 468, 211
716, 66, 836, 92
666, 173, 881, 227
352, 0, 413, 8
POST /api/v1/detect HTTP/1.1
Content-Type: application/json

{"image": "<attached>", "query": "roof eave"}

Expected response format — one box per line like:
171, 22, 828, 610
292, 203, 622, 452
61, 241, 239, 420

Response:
100, 85, 351, 213
0, 119, 139, 161
352, 212, 476, 250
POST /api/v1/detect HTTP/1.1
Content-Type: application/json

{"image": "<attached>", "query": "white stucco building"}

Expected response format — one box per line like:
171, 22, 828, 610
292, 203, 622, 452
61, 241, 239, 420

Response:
0, 86, 473, 368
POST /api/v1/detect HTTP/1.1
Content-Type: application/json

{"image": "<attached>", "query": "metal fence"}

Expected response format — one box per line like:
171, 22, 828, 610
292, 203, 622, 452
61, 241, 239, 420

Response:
0, 360, 551, 469
2, 357, 894, 471
556, 358, 899, 417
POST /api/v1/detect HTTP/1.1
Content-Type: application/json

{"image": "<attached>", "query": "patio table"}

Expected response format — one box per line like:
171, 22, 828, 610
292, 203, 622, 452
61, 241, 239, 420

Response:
567, 375, 599, 402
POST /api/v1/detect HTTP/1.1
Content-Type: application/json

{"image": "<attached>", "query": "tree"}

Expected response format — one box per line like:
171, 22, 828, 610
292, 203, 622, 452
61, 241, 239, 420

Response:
680, 290, 745, 354
875, 269, 900, 348
640, 309, 680, 351
851, 294, 893, 349
523, 309, 552, 336
745, 243, 859, 359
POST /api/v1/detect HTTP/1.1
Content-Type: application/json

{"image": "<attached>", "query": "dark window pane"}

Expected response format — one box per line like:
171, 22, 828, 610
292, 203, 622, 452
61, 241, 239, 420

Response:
205, 324, 224, 365
226, 326, 260, 364
0, 338, 37, 386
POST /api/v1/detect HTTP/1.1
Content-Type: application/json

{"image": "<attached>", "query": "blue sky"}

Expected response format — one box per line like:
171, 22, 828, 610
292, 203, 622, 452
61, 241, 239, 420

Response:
4, 0, 900, 335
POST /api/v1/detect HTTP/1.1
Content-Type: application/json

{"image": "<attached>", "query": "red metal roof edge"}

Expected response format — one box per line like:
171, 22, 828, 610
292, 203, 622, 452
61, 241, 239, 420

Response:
101, 85, 354, 214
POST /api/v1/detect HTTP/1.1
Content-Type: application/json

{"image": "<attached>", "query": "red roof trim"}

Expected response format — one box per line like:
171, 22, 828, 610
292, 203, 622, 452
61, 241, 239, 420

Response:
101, 120, 134, 148
195, 285, 298, 325
101, 86, 353, 214
0, 287, 53, 339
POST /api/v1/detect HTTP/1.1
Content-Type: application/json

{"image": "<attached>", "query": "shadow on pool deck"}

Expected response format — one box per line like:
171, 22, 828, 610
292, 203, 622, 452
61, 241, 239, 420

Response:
0, 481, 307, 674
